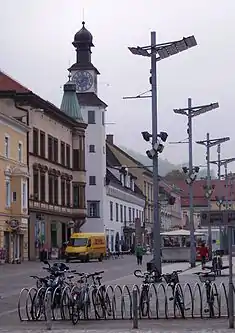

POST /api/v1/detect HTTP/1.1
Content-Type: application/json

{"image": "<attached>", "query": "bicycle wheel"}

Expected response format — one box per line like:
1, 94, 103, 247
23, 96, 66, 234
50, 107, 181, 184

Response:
92, 289, 105, 319
71, 303, 80, 325
61, 287, 72, 320
32, 289, 45, 320
174, 286, 185, 318
140, 289, 149, 317
104, 293, 112, 317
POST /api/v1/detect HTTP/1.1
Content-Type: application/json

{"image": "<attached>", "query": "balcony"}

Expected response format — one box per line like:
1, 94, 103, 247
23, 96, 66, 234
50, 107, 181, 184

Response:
29, 199, 72, 215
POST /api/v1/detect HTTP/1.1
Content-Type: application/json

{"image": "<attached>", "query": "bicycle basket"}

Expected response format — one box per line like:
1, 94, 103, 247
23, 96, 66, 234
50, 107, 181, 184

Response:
199, 274, 215, 283
164, 273, 179, 284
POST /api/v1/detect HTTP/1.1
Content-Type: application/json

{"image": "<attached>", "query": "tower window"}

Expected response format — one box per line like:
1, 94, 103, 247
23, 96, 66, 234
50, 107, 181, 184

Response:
102, 112, 105, 125
88, 110, 95, 124
89, 144, 95, 153
89, 176, 96, 185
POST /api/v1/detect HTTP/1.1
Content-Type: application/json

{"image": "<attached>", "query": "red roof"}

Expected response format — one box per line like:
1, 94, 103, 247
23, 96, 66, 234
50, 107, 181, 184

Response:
0, 70, 30, 93
173, 179, 233, 207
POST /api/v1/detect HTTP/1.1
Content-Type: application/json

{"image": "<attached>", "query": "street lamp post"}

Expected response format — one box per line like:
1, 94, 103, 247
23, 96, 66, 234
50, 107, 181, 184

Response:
128, 34, 197, 274
174, 101, 219, 267
196, 134, 229, 255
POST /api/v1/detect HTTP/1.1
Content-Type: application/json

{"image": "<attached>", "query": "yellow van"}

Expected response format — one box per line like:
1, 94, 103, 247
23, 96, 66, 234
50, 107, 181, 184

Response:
65, 233, 106, 263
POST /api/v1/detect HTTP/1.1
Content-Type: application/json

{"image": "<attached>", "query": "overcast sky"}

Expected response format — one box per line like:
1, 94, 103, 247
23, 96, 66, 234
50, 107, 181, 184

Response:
1, 0, 235, 171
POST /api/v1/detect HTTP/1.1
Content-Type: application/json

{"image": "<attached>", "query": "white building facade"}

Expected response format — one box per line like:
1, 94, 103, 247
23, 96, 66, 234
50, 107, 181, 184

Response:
104, 167, 145, 252
69, 22, 107, 232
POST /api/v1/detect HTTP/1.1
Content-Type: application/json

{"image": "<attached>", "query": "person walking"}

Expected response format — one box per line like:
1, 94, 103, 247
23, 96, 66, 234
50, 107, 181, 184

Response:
135, 243, 144, 265
199, 242, 208, 270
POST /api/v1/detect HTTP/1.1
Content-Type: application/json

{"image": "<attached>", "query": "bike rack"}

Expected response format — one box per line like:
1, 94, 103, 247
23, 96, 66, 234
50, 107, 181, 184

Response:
17, 281, 230, 322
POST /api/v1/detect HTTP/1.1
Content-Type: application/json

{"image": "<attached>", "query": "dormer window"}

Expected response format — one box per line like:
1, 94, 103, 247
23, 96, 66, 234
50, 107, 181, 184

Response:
126, 175, 130, 188
120, 173, 124, 186
131, 178, 135, 191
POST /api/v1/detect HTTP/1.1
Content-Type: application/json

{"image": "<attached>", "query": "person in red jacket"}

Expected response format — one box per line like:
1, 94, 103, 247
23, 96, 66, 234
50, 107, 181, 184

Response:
199, 242, 209, 269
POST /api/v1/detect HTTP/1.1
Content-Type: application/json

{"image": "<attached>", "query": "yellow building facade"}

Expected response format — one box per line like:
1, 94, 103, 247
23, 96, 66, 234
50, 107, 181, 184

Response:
0, 110, 30, 263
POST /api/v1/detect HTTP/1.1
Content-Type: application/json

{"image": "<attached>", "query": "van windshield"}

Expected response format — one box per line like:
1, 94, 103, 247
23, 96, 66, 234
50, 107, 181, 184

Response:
69, 238, 88, 247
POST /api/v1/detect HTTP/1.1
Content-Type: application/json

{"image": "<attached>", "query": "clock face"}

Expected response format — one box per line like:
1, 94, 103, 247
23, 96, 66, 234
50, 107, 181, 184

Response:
72, 71, 93, 92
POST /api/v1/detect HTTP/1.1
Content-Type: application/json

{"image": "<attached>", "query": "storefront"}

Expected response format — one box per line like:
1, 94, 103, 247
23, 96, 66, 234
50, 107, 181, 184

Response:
29, 212, 82, 260
0, 218, 28, 263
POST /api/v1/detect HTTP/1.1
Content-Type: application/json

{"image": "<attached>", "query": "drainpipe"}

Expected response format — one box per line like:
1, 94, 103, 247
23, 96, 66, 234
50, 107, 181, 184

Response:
14, 101, 30, 261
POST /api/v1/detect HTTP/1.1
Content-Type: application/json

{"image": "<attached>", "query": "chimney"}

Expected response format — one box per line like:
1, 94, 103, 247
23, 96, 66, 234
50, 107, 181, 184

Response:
106, 134, 114, 144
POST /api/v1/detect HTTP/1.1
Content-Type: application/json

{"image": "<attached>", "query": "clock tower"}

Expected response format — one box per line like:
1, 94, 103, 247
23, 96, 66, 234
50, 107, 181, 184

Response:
69, 21, 99, 94
68, 22, 107, 234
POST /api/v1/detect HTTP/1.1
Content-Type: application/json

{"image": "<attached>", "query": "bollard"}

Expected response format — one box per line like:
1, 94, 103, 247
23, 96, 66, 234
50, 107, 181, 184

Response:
45, 290, 52, 330
132, 287, 138, 329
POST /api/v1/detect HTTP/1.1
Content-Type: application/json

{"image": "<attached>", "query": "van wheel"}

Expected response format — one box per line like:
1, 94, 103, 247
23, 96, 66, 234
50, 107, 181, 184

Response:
85, 255, 90, 263
98, 255, 103, 262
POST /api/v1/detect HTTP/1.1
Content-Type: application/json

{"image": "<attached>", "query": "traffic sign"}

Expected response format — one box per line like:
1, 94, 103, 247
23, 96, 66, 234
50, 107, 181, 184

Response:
200, 210, 235, 227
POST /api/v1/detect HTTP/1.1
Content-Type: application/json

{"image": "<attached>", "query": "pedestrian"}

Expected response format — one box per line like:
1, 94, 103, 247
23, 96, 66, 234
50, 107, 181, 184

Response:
135, 243, 144, 265
199, 242, 208, 270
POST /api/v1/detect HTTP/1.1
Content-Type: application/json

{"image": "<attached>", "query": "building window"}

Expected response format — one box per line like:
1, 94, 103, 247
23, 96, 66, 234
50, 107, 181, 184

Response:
88, 110, 95, 124
116, 203, 119, 222
128, 207, 131, 222
73, 184, 79, 208
124, 206, 126, 222
5, 177, 11, 208
144, 181, 147, 196
120, 205, 123, 222
87, 201, 100, 217
18, 142, 22, 162
66, 182, 71, 207
66, 144, 71, 168
22, 181, 27, 209
12, 192, 17, 202
54, 177, 58, 205
72, 149, 80, 171
40, 172, 45, 202
132, 208, 135, 222
48, 135, 53, 162
61, 141, 65, 165
89, 176, 96, 185
89, 144, 95, 153
48, 175, 54, 204
33, 128, 38, 155
54, 138, 58, 163
110, 201, 113, 221
102, 111, 105, 125
40, 131, 45, 157
33, 170, 39, 199
61, 179, 65, 206
4, 135, 9, 158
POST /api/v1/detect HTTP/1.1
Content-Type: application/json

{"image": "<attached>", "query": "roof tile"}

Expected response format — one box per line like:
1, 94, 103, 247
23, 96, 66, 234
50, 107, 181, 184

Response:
0, 70, 30, 93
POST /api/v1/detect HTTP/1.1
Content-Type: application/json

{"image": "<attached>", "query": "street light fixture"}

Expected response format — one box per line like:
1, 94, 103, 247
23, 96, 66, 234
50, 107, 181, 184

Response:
173, 100, 220, 267
128, 33, 197, 275
196, 134, 229, 254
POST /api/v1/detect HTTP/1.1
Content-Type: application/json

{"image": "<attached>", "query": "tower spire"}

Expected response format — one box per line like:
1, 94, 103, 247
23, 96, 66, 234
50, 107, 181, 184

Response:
60, 74, 84, 122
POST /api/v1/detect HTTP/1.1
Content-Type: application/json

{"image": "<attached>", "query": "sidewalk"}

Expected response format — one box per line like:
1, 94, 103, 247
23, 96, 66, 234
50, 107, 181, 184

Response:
181, 255, 235, 276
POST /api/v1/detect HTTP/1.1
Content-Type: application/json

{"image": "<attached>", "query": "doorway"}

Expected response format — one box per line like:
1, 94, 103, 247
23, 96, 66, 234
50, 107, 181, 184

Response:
4, 231, 10, 263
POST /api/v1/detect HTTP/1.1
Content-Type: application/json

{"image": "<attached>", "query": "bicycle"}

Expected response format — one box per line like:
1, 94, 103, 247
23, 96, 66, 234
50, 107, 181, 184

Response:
90, 271, 112, 319
212, 250, 223, 276
194, 271, 217, 317
71, 271, 111, 324
134, 269, 156, 317
162, 270, 186, 318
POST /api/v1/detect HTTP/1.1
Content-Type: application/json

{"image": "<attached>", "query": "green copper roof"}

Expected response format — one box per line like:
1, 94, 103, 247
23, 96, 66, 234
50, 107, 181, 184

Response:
60, 80, 84, 122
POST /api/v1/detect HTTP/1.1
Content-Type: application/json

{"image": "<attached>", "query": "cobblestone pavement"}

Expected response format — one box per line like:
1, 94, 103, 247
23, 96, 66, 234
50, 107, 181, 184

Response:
0, 318, 233, 332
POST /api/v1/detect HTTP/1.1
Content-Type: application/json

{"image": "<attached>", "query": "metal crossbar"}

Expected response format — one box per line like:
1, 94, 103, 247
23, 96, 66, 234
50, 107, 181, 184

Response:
17, 282, 230, 322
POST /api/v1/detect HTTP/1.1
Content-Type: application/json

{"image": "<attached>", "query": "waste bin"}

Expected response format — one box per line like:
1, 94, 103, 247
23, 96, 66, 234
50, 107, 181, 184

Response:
147, 259, 162, 282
